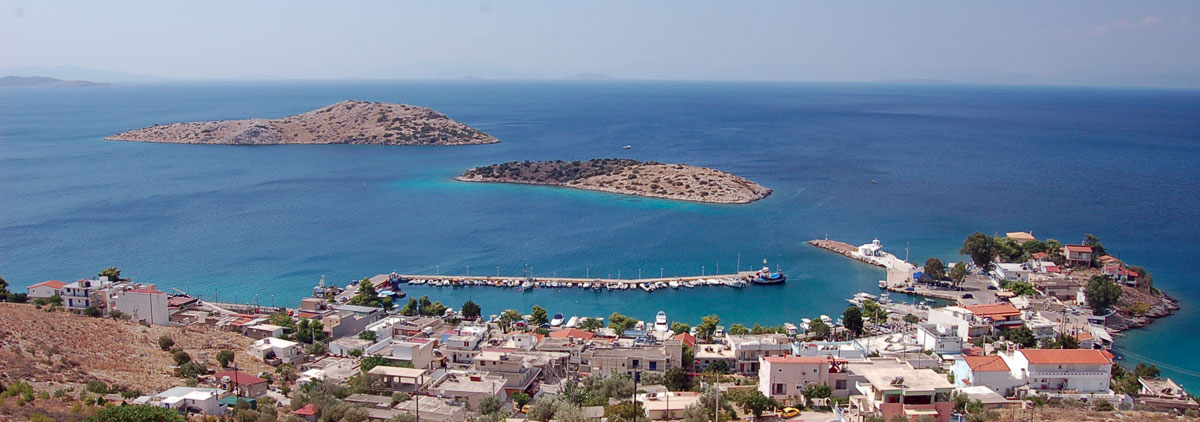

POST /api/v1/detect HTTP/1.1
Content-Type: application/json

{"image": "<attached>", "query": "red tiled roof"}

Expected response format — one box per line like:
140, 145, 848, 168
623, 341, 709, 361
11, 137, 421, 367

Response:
549, 328, 595, 340
762, 356, 847, 365
294, 404, 319, 416
962, 355, 1009, 372
1020, 349, 1113, 365
1064, 245, 1093, 253
1075, 332, 1094, 342
214, 370, 267, 385
963, 346, 985, 357
1045, 265, 1061, 273
1032, 252, 1049, 259
30, 280, 67, 289
963, 303, 1022, 320
673, 333, 697, 347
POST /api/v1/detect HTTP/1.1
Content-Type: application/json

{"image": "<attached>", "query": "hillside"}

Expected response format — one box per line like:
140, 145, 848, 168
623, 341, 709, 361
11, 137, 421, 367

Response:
106, 100, 499, 146
0, 303, 271, 393
0, 76, 111, 88
458, 159, 771, 204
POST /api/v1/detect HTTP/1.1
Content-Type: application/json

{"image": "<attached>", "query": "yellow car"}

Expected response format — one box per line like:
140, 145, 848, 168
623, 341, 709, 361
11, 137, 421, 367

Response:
520, 404, 532, 414
780, 407, 801, 419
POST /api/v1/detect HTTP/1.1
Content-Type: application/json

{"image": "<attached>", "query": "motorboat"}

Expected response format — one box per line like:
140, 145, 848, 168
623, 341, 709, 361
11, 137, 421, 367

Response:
565, 316, 579, 328
668, 281, 681, 289
551, 313, 565, 327
654, 311, 669, 332
751, 259, 787, 284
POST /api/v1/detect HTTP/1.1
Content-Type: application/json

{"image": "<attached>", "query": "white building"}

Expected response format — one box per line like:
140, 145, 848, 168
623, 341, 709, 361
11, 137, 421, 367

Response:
26, 280, 66, 299
108, 284, 170, 325
1001, 349, 1113, 394
60, 278, 115, 311
915, 324, 963, 355
249, 337, 303, 363
856, 239, 884, 257
993, 263, 1031, 282
758, 356, 853, 403
953, 356, 1023, 397
363, 337, 437, 369
147, 387, 223, 415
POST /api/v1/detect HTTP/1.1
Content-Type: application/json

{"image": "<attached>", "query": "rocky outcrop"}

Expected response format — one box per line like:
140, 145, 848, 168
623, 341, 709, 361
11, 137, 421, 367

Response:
106, 100, 498, 146
458, 159, 771, 204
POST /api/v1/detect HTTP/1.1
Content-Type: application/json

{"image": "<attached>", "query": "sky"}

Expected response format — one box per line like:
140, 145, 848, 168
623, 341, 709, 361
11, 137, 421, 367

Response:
2, 1, 1199, 87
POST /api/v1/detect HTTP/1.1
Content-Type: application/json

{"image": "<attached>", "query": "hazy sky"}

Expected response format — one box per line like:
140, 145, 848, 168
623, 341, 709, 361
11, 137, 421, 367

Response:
3, 1, 1199, 86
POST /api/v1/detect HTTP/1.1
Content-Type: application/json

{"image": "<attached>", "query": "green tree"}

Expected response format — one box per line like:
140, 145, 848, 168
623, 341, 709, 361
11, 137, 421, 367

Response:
98, 267, 129, 282
808, 318, 831, 340
295, 318, 328, 344
361, 355, 391, 373
732, 390, 778, 420
608, 312, 637, 334
960, 232, 996, 271
86, 405, 186, 422
83, 305, 103, 317
801, 383, 832, 402
664, 367, 691, 391
843, 306, 864, 337
500, 309, 523, 330
950, 262, 968, 287
924, 258, 946, 281
399, 298, 419, 316
696, 314, 720, 341
1084, 275, 1122, 314
1008, 281, 1037, 296
531, 305, 549, 326
903, 314, 920, 324
671, 322, 691, 335
358, 330, 377, 342
158, 336, 175, 351
1084, 234, 1108, 257
478, 395, 503, 415
216, 350, 235, 368
1001, 326, 1037, 348
993, 237, 1023, 263
511, 391, 531, 408
1127, 265, 1153, 290
728, 323, 749, 335
706, 360, 730, 374
1049, 333, 1079, 349
173, 351, 192, 365
461, 299, 482, 320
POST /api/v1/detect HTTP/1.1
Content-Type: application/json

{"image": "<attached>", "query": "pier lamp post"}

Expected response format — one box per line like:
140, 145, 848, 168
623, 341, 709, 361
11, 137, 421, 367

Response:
467, 265, 470, 277
701, 266, 705, 276
496, 266, 500, 277
660, 268, 664, 278
271, 294, 275, 309
638, 269, 642, 280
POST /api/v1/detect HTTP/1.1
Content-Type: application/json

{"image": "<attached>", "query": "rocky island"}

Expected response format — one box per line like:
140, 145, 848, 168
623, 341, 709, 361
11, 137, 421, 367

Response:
105, 100, 498, 146
457, 159, 771, 204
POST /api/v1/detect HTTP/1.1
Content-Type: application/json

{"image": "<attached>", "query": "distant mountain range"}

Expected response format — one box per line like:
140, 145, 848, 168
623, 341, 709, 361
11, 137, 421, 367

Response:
0, 76, 112, 88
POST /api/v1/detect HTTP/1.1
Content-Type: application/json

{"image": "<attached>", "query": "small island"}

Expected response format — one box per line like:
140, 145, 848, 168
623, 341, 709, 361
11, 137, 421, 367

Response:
105, 100, 498, 146
0, 75, 111, 88
458, 159, 771, 204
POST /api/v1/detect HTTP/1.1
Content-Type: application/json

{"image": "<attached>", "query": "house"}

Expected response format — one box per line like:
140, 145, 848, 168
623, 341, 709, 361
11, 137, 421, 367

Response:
364, 315, 444, 339
26, 280, 66, 299
549, 328, 595, 342
914, 324, 963, 355
792, 341, 867, 360
724, 334, 792, 374
961, 304, 1024, 332
953, 356, 1022, 397
587, 340, 683, 378
856, 239, 885, 257
363, 337, 436, 369
638, 391, 701, 420
322, 304, 384, 339
1135, 377, 1200, 413
1102, 264, 1140, 286
536, 337, 586, 368
955, 386, 1018, 409
60, 278, 115, 311
1005, 232, 1036, 244
845, 358, 956, 422
244, 324, 285, 340
1063, 245, 1094, 267
428, 371, 507, 408
925, 306, 992, 340
293, 404, 319, 422
1032, 277, 1081, 300
367, 366, 429, 392
758, 356, 852, 404
214, 370, 269, 398
148, 386, 224, 415
249, 337, 304, 364
693, 343, 735, 372
993, 263, 1031, 282
107, 284, 171, 325
1001, 349, 1113, 394
328, 337, 373, 357
394, 396, 465, 422
472, 350, 541, 393
672, 332, 696, 348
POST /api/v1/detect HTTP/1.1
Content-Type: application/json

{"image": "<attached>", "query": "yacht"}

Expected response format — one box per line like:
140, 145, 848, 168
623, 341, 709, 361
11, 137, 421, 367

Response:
654, 311, 669, 332
668, 281, 681, 289
565, 316, 580, 328
519, 281, 533, 292
551, 313, 565, 327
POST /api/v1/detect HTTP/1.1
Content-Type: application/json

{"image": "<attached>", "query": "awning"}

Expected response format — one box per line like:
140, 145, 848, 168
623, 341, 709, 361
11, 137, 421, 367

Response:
904, 408, 939, 416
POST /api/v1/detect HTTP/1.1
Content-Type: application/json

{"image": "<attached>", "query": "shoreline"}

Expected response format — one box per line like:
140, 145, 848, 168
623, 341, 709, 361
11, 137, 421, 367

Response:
454, 176, 771, 205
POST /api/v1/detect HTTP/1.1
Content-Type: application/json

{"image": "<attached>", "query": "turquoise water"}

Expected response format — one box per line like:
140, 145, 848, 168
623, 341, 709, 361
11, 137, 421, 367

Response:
1, 81, 1197, 385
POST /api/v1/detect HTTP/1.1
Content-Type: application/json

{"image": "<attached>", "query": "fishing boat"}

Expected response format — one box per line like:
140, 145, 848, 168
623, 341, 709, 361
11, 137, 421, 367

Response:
654, 311, 669, 332
551, 313, 565, 327
751, 259, 787, 284
668, 281, 681, 289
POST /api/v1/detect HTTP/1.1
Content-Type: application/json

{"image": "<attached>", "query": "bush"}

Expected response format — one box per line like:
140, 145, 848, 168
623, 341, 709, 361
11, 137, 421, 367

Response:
1093, 400, 1115, 411
172, 351, 192, 365
83, 305, 103, 317
85, 380, 110, 394
158, 336, 175, 351
85, 404, 187, 422
216, 350, 235, 368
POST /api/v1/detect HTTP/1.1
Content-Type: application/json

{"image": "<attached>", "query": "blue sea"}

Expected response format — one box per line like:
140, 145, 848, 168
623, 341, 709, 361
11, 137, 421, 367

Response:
2, 81, 1198, 385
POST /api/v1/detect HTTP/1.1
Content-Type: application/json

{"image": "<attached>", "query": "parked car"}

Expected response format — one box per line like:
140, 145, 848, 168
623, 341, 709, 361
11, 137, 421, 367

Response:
780, 407, 801, 418
961, 293, 974, 299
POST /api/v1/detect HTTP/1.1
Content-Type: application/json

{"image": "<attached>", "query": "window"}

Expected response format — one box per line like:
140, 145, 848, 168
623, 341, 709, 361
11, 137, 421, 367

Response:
835, 380, 847, 390
649, 361, 657, 371
774, 383, 785, 394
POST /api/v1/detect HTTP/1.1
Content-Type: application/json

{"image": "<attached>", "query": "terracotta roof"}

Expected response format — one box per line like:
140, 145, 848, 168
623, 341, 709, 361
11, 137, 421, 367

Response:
214, 370, 267, 385
548, 328, 595, 341
962, 303, 1022, 320
962, 356, 1009, 372
1032, 252, 1049, 259
294, 404, 319, 416
1064, 245, 1093, 253
1044, 265, 1061, 273
673, 333, 697, 347
30, 280, 67, 289
762, 356, 847, 365
1020, 349, 1113, 365
1074, 332, 1094, 342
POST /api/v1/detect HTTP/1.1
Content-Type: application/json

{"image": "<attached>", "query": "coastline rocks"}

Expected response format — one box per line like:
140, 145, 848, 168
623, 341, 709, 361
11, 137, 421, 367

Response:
458, 159, 771, 204
106, 100, 498, 146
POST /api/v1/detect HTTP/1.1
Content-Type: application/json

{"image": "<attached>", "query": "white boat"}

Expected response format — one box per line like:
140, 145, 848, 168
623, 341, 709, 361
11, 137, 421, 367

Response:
565, 316, 580, 328
582, 282, 591, 289
683, 281, 696, 288
551, 313, 565, 327
820, 315, 833, 325
879, 280, 888, 289
623, 145, 632, 149
800, 318, 811, 331
519, 281, 533, 291
668, 281, 681, 289
654, 311, 669, 332
640, 283, 653, 292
